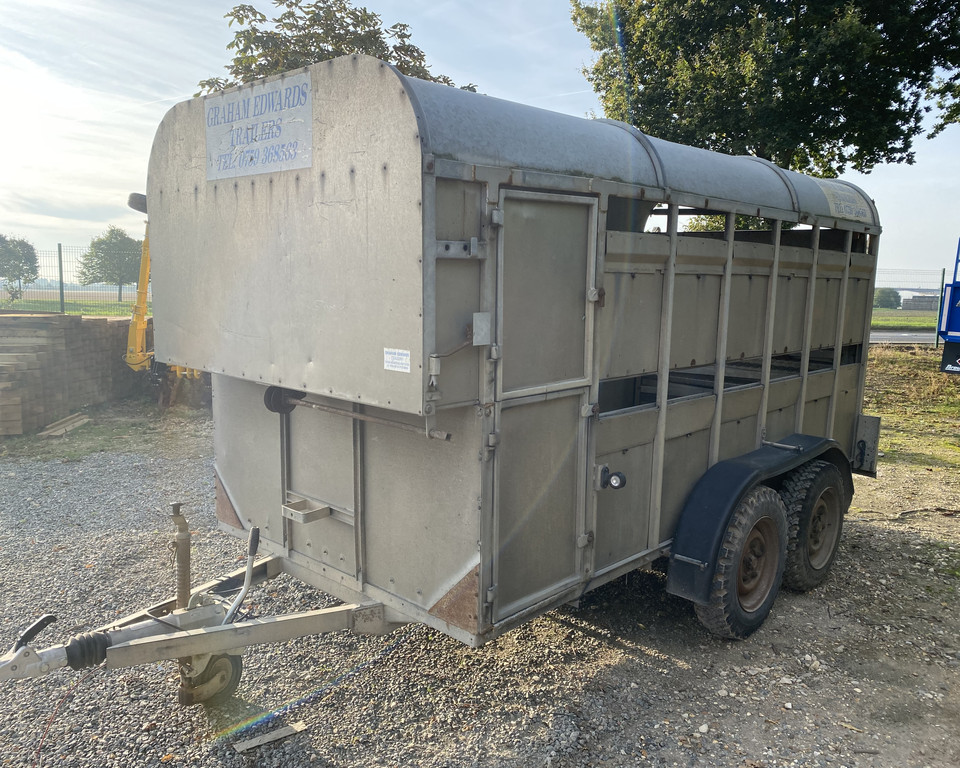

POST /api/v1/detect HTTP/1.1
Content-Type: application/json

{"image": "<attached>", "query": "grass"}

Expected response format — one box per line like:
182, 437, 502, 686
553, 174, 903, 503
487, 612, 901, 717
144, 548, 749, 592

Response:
863, 345, 960, 470
870, 308, 938, 331
0, 298, 151, 317
0, 390, 211, 461
0, 399, 166, 460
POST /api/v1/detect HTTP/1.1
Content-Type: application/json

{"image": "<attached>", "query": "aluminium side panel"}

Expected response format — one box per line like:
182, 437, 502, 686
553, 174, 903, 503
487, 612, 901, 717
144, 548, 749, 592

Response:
361, 404, 484, 626
214, 371, 486, 638
212, 375, 282, 538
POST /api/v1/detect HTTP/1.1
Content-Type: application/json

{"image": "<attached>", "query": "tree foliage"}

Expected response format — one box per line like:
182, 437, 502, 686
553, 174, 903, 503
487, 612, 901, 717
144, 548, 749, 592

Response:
930, 77, 960, 138
0, 234, 39, 301
78, 226, 143, 302
571, 0, 960, 176
874, 288, 902, 309
685, 214, 780, 232
198, 0, 472, 93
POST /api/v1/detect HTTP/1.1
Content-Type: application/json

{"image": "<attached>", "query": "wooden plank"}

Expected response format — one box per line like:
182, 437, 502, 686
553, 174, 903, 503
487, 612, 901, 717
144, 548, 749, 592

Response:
0, 339, 57, 348
38, 414, 90, 437
233, 722, 308, 754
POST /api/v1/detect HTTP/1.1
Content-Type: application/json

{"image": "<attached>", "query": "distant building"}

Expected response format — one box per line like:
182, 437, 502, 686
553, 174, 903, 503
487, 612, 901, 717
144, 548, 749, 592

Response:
901, 295, 940, 311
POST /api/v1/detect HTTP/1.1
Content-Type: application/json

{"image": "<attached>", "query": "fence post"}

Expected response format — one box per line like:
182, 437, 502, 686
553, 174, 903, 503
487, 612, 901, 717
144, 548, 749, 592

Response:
57, 244, 66, 314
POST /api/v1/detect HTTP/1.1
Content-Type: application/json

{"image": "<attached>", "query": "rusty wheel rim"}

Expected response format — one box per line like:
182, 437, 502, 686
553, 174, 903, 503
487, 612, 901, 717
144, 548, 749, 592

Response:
738, 516, 778, 613
807, 487, 841, 570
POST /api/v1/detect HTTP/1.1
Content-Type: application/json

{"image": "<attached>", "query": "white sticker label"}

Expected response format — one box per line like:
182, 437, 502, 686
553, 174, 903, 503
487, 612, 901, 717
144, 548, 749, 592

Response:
205, 71, 312, 180
384, 348, 411, 373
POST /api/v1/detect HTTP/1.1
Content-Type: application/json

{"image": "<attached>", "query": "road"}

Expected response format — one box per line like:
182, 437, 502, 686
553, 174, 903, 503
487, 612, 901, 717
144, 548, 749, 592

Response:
869, 330, 938, 344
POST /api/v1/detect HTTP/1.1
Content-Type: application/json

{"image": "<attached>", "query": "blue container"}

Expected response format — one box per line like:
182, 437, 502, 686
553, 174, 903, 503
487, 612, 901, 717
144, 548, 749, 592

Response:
938, 239, 960, 344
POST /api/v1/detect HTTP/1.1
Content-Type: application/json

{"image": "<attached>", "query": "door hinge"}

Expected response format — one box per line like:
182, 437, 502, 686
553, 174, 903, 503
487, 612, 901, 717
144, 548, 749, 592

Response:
491, 207, 504, 228
577, 531, 594, 548
485, 586, 497, 604
487, 432, 500, 448
587, 286, 606, 308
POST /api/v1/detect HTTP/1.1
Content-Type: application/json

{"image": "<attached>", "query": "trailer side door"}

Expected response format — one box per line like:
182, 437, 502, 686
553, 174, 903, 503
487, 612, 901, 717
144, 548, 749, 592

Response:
492, 191, 597, 622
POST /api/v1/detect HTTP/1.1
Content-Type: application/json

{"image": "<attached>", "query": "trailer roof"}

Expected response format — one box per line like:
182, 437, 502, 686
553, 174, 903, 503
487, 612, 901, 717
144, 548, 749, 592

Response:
401, 69, 880, 230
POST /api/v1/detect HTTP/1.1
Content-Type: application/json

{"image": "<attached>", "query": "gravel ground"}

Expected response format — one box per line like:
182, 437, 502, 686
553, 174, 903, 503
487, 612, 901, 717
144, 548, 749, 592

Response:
1, 405, 959, 768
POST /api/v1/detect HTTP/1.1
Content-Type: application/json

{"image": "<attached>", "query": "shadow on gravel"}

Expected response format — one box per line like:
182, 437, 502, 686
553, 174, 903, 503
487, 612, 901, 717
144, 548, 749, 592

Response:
556, 567, 705, 645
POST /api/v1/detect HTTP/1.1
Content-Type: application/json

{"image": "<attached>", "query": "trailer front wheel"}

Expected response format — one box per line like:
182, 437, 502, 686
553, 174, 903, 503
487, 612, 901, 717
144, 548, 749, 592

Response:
695, 486, 787, 639
178, 654, 243, 706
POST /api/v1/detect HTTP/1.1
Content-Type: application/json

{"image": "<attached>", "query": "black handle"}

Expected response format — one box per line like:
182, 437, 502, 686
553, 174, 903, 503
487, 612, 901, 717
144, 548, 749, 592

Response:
14, 614, 57, 651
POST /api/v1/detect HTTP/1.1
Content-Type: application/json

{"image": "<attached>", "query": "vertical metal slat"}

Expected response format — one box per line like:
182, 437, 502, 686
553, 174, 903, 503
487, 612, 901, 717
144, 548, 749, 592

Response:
851, 232, 880, 443
279, 411, 292, 555
756, 220, 783, 444
352, 409, 365, 584
648, 204, 678, 547
708, 213, 736, 466
795, 225, 821, 432
827, 230, 854, 438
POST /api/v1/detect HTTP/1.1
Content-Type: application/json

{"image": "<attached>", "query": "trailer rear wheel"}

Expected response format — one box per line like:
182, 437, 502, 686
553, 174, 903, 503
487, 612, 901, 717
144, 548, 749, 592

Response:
695, 486, 787, 639
779, 460, 846, 592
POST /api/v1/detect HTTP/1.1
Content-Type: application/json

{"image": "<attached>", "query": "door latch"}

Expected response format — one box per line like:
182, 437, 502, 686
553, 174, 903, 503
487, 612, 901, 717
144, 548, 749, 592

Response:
587, 287, 606, 308
598, 465, 627, 490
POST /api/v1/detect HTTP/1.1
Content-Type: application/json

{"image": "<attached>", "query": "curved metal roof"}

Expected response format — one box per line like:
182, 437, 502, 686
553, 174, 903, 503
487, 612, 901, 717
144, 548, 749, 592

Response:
400, 71, 879, 230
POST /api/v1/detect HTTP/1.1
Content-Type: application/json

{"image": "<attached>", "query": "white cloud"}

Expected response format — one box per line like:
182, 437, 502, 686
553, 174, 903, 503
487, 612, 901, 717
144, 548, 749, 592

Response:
0, 48, 157, 244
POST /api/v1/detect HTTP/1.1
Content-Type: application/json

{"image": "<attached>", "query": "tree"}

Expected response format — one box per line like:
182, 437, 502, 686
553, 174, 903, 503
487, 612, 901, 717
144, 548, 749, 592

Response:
685, 214, 787, 232
570, 0, 960, 177
874, 288, 902, 309
930, 77, 960, 138
0, 234, 39, 301
198, 0, 474, 93
78, 226, 143, 302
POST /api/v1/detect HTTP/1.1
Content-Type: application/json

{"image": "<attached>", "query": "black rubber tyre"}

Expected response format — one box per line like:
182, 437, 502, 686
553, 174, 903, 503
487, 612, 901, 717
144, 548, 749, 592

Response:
179, 654, 243, 706
695, 485, 788, 639
779, 460, 847, 592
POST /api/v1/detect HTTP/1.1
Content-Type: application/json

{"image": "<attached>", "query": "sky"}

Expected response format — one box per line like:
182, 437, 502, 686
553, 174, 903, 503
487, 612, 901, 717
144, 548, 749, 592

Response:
0, 0, 958, 275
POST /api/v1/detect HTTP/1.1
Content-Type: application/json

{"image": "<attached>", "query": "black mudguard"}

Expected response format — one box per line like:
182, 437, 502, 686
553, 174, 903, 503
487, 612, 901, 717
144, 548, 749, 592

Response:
665, 433, 852, 606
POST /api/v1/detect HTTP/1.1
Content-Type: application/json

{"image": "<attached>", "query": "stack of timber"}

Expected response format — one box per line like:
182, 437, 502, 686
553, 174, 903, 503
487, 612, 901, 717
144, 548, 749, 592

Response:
0, 314, 152, 436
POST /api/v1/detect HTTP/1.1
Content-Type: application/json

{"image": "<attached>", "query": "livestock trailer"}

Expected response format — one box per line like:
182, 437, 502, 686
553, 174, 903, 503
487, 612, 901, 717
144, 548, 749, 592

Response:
2, 55, 881, 703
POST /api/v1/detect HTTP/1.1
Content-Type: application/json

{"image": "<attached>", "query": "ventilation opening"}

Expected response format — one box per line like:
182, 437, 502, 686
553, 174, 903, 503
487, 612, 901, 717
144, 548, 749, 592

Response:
598, 366, 722, 414
598, 374, 657, 413
598, 346, 862, 415
607, 196, 655, 233
807, 344, 862, 371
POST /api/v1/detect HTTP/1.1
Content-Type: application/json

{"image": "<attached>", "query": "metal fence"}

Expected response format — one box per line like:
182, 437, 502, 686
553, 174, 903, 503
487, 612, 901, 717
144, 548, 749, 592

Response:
874, 268, 944, 293
0, 245, 150, 317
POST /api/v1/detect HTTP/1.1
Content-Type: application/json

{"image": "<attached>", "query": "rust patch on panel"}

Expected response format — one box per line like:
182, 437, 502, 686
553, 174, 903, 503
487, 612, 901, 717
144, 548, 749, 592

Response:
429, 565, 480, 631
215, 471, 244, 529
